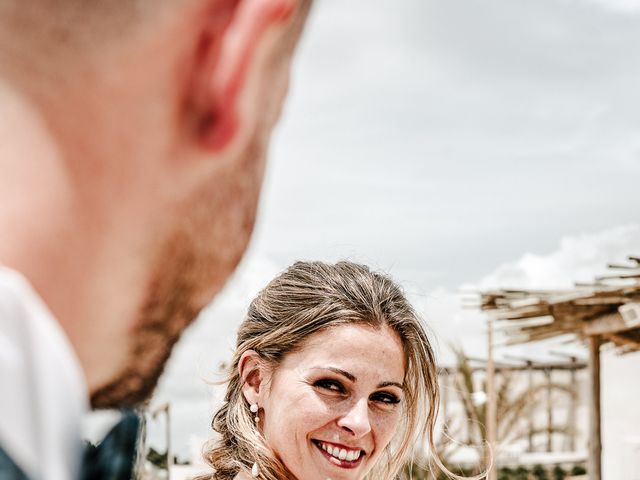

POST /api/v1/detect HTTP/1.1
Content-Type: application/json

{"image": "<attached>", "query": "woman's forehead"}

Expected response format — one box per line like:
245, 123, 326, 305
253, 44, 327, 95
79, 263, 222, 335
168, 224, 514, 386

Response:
282, 323, 406, 377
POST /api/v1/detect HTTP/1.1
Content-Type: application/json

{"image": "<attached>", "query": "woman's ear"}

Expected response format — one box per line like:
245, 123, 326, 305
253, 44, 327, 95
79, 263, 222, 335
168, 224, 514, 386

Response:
192, 0, 297, 151
239, 350, 268, 406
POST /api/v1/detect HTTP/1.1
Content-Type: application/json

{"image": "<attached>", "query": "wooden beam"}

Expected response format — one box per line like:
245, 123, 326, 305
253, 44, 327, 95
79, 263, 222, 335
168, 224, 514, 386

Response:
493, 306, 551, 321
509, 297, 545, 308
603, 333, 640, 350
504, 330, 566, 345
574, 281, 607, 288
439, 360, 587, 373
573, 296, 631, 306
550, 303, 610, 322
509, 322, 579, 342
588, 336, 602, 480
582, 312, 628, 336
439, 362, 587, 374
596, 273, 640, 281
486, 317, 497, 480
607, 263, 640, 270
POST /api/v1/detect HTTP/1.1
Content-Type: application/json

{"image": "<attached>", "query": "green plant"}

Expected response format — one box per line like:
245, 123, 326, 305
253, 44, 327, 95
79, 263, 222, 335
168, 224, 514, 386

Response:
570, 464, 587, 476
498, 466, 514, 480
532, 464, 548, 480
552, 465, 567, 480
514, 466, 529, 480
146, 447, 168, 469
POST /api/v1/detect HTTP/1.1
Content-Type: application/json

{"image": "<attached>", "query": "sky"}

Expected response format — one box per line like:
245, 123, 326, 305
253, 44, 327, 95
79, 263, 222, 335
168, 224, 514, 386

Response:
146, 0, 640, 463
256, 0, 640, 288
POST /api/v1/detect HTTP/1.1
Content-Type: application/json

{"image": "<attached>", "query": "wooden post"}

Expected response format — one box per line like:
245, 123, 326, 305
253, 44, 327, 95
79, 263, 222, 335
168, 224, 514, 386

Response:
588, 336, 602, 480
486, 316, 497, 480
166, 403, 172, 470
527, 361, 534, 452
545, 368, 553, 452
569, 357, 577, 452
150, 402, 172, 471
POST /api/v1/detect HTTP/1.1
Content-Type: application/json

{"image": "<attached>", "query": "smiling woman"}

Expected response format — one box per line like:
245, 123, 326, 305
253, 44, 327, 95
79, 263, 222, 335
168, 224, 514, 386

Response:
198, 261, 452, 480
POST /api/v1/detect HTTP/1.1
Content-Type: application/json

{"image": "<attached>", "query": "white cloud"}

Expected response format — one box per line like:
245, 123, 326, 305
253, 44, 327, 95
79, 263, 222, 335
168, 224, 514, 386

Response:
415, 224, 640, 363
479, 224, 640, 290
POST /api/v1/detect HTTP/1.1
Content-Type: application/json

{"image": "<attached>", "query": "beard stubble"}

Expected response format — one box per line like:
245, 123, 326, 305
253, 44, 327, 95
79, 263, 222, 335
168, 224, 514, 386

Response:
90, 139, 265, 409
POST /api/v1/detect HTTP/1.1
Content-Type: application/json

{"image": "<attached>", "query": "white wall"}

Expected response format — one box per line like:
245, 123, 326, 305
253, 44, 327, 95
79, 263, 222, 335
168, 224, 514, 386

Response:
601, 350, 640, 480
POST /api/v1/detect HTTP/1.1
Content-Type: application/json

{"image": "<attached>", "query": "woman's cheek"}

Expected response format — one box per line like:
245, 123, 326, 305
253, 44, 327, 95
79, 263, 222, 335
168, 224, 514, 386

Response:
375, 409, 402, 446
298, 392, 337, 424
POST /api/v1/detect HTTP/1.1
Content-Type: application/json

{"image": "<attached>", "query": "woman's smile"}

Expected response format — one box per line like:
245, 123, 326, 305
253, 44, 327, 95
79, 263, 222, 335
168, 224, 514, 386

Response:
312, 440, 366, 469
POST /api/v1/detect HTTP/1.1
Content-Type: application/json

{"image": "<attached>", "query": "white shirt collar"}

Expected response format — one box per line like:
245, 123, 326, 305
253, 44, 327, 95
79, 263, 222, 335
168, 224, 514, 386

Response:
0, 267, 89, 480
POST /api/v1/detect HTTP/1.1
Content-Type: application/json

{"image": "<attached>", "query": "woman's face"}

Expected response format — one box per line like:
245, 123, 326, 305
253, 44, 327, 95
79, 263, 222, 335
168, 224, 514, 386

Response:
259, 324, 406, 480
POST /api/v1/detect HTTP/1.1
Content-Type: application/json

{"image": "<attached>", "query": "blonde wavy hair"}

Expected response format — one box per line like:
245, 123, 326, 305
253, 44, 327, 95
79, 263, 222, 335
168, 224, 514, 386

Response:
199, 261, 451, 480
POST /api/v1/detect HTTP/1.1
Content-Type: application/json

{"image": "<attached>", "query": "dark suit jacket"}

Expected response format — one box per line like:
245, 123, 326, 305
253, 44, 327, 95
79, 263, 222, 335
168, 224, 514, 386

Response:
0, 445, 30, 480
0, 410, 139, 480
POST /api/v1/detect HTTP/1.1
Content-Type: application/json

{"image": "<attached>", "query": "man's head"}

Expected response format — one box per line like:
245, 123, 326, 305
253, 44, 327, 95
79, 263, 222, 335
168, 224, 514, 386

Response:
0, 0, 311, 407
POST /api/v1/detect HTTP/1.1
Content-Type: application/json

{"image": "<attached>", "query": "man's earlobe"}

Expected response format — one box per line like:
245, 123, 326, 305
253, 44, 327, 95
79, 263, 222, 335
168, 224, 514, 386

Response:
195, 0, 297, 151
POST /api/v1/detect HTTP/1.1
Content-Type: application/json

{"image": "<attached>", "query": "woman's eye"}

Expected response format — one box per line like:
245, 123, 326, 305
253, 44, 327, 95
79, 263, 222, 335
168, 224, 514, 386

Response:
314, 379, 346, 394
371, 392, 401, 405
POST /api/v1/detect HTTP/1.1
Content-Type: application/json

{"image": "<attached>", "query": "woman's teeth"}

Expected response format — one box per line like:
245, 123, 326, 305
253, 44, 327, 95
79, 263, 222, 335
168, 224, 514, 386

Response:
319, 442, 362, 462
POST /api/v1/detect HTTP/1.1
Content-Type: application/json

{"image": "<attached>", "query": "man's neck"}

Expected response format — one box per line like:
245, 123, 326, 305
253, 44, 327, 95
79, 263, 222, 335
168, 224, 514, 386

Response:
0, 76, 139, 393
0, 77, 78, 282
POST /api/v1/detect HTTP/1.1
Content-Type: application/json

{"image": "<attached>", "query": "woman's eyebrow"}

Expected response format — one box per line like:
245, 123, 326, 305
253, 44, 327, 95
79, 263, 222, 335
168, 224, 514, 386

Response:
311, 366, 356, 382
311, 367, 404, 390
377, 381, 404, 390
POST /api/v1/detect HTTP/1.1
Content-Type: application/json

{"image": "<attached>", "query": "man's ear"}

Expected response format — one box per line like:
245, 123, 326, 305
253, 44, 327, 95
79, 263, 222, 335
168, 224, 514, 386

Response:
194, 0, 297, 151
239, 350, 268, 406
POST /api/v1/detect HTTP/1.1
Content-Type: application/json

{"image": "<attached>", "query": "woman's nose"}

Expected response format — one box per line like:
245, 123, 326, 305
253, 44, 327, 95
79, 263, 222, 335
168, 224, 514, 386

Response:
337, 398, 371, 437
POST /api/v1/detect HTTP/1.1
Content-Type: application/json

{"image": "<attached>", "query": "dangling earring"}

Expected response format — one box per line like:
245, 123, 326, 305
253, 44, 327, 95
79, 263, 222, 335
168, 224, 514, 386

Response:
250, 403, 260, 423
249, 404, 261, 477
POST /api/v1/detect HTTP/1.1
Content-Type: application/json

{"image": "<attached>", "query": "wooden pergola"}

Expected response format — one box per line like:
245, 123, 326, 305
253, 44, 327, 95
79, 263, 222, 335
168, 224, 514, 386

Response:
478, 255, 640, 480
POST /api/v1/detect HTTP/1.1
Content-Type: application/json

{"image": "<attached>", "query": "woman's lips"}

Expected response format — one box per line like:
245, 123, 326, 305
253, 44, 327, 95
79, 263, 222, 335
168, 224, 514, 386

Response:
312, 440, 366, 470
